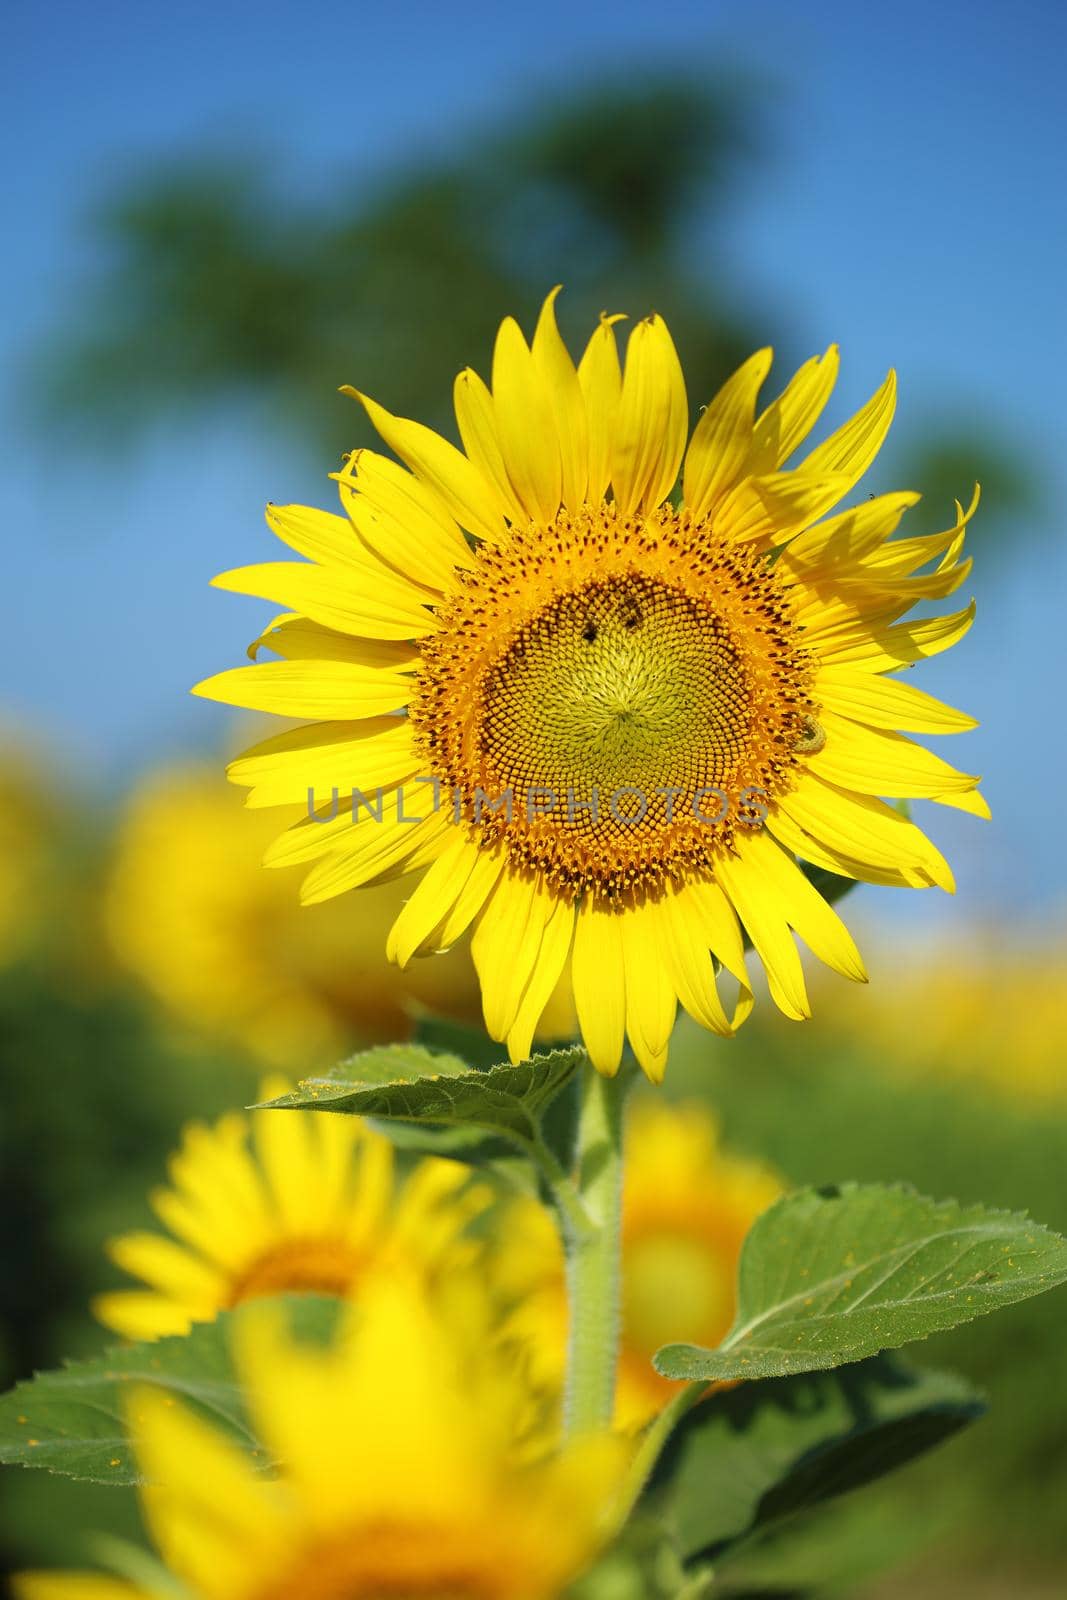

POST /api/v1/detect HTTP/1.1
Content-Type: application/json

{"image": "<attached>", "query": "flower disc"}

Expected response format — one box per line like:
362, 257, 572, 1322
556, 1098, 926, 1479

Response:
415, 504, 816, 896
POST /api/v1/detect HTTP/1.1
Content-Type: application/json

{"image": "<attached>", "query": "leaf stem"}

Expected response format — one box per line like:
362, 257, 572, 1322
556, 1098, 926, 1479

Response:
612, 1379, 710, 1531
562, 1065, 627, 1435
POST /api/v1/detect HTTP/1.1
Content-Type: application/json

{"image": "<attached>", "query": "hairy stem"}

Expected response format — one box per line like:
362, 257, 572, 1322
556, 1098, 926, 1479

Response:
562, 1065, 627, 1435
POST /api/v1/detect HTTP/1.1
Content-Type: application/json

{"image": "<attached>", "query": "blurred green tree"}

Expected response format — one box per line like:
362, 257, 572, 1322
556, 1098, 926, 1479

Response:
34, 71, 1036, 535
33, 75, 770, 455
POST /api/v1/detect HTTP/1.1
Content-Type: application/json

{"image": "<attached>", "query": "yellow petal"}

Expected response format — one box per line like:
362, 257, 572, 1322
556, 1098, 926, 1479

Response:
507, 895, 577, 1062
621, 905, 677, 1082
105, 1230, 225, 1306
532, 286, 589, 508
252, 1102, 322, 1232
766, 805, 927, 889
247, 615, 419, 670
212, 562, 437, 641
387, 830, 485, 966
91, 1289, 197, 1341
453, 368, 528, 524
750, 344, 840, 468
265, 502, 368, 566
814, 599, 976, 671
738, 828, 867, 982
795, 370, 896, 490
714, 847, 810, 1021
716, 469, 852, 546
853, 491, 977, 581
611, 315, 687, 515
810, 710, 981, 799
298, 796, 450, 905
263, 775, 437, 871
571, 898, 626, 1075
491, 315, 563, 523
228, 718, 418, 809
682, 876, 749, 986
192, 659, 415, 719
346, 387, 508, 543
929, 786, 991, 819
334, 451, 468, 595
781, 774, 954, 891
470, 870, 546, 1040
130, 1387, 279, 1596
682, 347, 772, 519
817, 666, 978, 734
577, 313, 624, 502
658, 886, 733, 1036
780, 491, 920, 573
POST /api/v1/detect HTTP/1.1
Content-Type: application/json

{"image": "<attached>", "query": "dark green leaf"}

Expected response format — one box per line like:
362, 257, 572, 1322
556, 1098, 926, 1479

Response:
255, 1045, 586, 1148
652, 1356, 984, 1565
655, 1183, 1067, 1382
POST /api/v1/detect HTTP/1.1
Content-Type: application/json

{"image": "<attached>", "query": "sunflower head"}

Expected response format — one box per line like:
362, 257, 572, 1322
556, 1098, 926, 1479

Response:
92, 1085, 490, 1341
195, 289, 986, 1081
19, 1276, 629, 1600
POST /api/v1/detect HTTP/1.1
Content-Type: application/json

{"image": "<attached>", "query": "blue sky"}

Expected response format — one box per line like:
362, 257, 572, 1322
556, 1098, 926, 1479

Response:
3, 0, 1065, 933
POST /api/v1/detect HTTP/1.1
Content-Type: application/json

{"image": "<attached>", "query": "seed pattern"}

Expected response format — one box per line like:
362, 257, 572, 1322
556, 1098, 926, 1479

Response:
413, 503, 818, 898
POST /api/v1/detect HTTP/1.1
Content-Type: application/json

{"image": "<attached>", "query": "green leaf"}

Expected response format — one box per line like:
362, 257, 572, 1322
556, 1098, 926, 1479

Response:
653, 1356, 984, 1565
0, 1297, 340, 1484
655, 1183, 1067, 1382
255, 1044, 587, 1149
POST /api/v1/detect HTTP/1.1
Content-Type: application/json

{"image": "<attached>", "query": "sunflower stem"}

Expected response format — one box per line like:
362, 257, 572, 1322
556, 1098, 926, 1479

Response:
562, 1064, 627, 1436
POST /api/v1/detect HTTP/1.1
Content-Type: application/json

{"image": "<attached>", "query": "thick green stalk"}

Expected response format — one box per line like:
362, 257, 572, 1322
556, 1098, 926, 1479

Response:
561, 1065, 626, 1435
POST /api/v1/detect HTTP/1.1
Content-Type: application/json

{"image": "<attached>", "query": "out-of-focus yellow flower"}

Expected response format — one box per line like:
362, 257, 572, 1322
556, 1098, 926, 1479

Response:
93, 1084, 489, 1340
105, 763, 575, 1069
495, 1099, 782, 1428
19, 1276, 629, 1600
818, 932, 1067, 1103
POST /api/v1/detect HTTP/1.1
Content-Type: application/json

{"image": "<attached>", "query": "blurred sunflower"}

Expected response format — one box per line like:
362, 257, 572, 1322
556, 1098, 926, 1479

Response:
494, 1099, 782, 1428
820, 933, 1067, 1104
93, 1085, 489, 1339
195, 290, 986, 1081
18, 1276, 629, 1600
106, 763, 573, 1069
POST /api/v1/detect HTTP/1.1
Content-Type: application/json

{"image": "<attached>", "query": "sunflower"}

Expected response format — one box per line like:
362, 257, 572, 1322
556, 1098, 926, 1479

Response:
194, 290, 986, 1080
493, 1099, 782, 1428
92, 1084, 489, 1340
17, 1276, 628, 1600
106, 763, 573, 1070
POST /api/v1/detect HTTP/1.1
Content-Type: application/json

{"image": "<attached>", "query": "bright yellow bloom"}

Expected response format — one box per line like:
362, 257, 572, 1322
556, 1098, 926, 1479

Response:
106, 763, 574, 1069
93, 1085, 488, 1340
494, 1099, 783, 1428
195, 291, 986, 1080
18, 1276, 628, 1600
